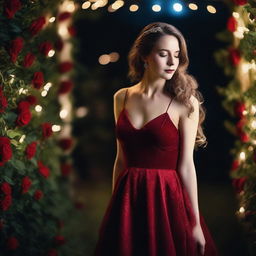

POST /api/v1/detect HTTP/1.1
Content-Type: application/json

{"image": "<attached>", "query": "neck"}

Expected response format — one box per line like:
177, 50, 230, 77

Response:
138, 71, 166, 97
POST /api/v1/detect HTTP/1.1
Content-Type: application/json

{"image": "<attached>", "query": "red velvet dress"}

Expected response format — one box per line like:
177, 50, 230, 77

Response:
94, 89, 218, 256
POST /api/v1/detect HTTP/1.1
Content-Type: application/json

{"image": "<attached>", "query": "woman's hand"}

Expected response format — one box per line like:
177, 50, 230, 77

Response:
192, 224, 206, 255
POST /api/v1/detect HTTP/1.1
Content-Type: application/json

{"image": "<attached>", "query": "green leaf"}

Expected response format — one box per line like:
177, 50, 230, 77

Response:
2, 175, 14, 184
7, 130, 22, 138
10, 159, 26, 172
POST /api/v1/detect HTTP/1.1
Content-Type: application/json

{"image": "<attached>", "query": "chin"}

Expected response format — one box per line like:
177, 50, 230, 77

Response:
161, 74, 174, 80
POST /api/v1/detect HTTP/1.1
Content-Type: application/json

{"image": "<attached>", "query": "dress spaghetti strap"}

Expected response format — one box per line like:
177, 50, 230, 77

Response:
165, 97, 173, 113
123, 88, 128, 109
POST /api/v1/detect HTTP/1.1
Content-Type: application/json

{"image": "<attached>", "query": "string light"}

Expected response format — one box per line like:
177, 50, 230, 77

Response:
109, 52, 119, 62
173, 3, 183, 12
188, 3, 198, 11
239, 151, 246, 161
250, 105, 256, 115
152, 4, 161, 12
239, 206, 245, 213
19, 88, 28, 95
35, 105, 43, 112
76, 106, 88, 118
99, 54, 111, 65
251, 120, 256, 129
44, 82, 52, 91
206, 5, 216, 14
232, 12, 239, 18
52, 125, 62, 132
66, 1, 75, 12
129, 4, 139, 12
10, 74, 15, 84
60, 109, 68, 119
41, 90, 48, 97
19, 134, 26, 143
82, 1, 91, 9
48, 49, 55, 57
49, 17, 56, 23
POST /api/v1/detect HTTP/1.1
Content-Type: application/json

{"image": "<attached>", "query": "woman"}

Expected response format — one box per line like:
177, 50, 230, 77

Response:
94, 22, 218, 256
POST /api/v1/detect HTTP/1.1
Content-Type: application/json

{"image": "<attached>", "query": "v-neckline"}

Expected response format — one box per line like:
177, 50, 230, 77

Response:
121, 108, 178, 132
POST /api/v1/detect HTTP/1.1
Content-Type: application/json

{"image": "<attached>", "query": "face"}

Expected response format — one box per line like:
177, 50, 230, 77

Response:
144, 34, 180, 80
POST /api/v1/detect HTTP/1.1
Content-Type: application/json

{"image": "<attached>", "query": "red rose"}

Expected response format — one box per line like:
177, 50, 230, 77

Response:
58, 138, 73, 150
232, 177, 246, 193
232, 0, 247, 5
3, 0, 22, 19
29, 16, 46, 36
39, 41, 53, 56
0, 87, 8, 113
37, 161, 50, 178
8, 37, 23, 63
17, 100, 30, 111
41, 122, 53, 138
6, 236, 19, 250
234, 101, 245, 118
1, 182, 12, 195
60, 163, 72, 176
227, 16, 237, 32
21, 176, 32, 194
58, 11, 72, 21
58, 61, 73, 73
26, 95, 37, 105
231, 159, 240, 171
1, 195, 12, 211
0, 137, 12, 166
68, 25, 76, 36
58, 80, 74, 94
54, 235, 66, 245
238, 131, 249, 142
236, 117, 246, 134
34, 189, 43, 200
25, 141, 37, 159
55, 38, 64, 52
22, 52, 35, 68
47, 249, 58, 256
32, 71, 44, 89
228, 48, 241, 66
16, 102, 32, 126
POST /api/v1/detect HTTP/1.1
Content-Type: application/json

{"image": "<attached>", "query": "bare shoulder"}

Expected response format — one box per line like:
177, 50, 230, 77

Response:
178, 94, 199, 118
113, 87, 131, 108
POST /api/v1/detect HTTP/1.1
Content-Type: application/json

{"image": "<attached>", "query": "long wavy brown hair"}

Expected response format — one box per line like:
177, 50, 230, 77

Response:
127, 22, 207, 150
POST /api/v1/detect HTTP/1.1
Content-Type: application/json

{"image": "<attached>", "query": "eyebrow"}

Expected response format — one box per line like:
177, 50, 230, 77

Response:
158, 48, 180, 53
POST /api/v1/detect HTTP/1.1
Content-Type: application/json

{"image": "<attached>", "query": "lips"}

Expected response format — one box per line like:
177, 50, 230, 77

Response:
165, 69, 175, 73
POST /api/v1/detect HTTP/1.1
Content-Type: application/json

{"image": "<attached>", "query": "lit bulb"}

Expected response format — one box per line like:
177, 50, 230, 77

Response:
206, 5, 216, 14
41, 90, 48, 97
52, 125, 61, 132
188, 3, 198, 10
239, 151, 246, 161
48, 49, 55, 57
35, 105, 42, 112
239, 206, 245, 213
49, 17, 56, 23
60, 109, 68, 119
19, 134, 26, 143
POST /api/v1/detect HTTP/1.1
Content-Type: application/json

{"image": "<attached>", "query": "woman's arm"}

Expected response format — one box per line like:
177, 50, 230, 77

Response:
112, 89, 126, 193
177, 95, 200, 226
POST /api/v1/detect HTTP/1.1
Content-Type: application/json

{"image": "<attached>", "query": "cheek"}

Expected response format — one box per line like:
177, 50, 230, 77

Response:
150, 56, 165, 68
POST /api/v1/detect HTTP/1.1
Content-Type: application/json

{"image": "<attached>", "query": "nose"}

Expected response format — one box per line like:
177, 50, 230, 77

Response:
167, 55, 174, 66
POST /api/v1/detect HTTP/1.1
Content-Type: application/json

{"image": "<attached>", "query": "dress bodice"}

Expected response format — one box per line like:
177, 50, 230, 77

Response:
115, 89, 180, 170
